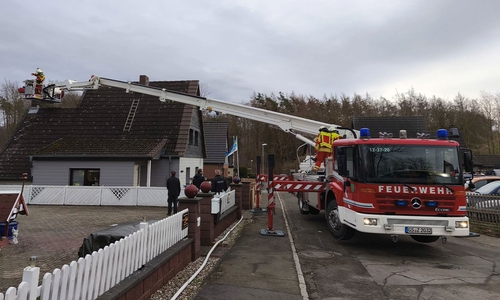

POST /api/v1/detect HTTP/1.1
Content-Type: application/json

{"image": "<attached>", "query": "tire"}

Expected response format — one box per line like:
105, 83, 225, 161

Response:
326, 200, 355, 240
298, 193, 309, 215
410, 235, 440, 243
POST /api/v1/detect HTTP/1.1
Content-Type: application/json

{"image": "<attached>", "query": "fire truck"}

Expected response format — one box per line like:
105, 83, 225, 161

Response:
20, 75, 474, 243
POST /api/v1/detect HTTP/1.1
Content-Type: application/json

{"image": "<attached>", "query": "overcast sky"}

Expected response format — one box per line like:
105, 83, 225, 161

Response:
1, 0, 499, 104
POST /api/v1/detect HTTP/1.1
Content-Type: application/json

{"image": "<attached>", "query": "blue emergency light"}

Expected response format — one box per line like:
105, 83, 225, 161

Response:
360, 128, 370, 140
437, 129, 448, 140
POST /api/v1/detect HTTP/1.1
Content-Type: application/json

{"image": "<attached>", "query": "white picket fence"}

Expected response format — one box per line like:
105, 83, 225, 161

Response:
0, 185, 188, 206
0, 209, 189, 300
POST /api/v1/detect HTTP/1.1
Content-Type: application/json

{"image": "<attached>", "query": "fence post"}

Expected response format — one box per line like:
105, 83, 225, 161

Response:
140, 221, 148, 267
230, 182, 243, 218
178, 197, 202, 261
22, 256, 40, 300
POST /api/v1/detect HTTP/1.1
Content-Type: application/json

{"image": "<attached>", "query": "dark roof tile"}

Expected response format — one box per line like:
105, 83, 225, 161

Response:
203, 122, 228, 164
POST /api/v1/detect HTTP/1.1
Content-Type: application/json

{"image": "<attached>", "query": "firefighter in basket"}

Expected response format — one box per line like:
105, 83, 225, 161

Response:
312, 126, 341, 172
31, 68, 45, 96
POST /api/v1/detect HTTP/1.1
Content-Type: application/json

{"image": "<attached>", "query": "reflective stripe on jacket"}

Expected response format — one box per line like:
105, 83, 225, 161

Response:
315, 131, 332, 150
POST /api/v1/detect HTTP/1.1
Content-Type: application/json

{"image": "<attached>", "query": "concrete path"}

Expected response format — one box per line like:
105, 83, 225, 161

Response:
196, 196, 304, 300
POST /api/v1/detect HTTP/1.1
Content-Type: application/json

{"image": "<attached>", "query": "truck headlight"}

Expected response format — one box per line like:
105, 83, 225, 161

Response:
455, 221, 468, 228
364, 218, 378, 226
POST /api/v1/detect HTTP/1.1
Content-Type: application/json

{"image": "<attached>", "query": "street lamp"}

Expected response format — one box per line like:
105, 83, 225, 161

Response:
250, 159, 253, 174
261, 143, 267, 174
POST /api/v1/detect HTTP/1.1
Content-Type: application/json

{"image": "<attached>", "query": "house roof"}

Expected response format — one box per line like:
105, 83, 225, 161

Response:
473, 155, 500, 168
0, 77, 200, 180
352, 116, 428, 138
203, 122, 228, 164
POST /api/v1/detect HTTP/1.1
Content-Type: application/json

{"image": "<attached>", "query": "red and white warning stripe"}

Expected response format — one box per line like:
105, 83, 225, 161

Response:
258, 175, 291, 182
272, 181, 325, 192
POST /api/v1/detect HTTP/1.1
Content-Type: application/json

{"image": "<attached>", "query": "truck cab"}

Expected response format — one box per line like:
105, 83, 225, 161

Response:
306, 128, 473, 242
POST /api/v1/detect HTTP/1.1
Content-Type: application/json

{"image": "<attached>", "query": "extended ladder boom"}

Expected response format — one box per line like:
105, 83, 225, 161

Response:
54, 76, 358, 145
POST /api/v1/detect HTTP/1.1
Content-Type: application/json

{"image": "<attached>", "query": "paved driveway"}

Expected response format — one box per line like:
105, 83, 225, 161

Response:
0, 205, 167, 293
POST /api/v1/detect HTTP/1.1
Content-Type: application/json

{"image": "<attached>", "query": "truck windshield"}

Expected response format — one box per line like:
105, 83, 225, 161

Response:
360, 145, 462, 185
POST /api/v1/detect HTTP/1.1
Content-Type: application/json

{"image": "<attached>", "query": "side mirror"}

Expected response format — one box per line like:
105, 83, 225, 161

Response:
463, 149, 473, 173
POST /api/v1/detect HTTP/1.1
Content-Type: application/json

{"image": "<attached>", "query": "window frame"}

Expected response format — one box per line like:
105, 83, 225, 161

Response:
70, 168, 101, 186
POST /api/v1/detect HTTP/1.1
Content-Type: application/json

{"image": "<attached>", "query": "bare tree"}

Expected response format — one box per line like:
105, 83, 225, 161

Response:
199, 82, 211, 98
0, 80, 29, 149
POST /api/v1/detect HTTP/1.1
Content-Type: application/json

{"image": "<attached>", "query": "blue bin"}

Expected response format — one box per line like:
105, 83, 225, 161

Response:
0, 221, 18, 238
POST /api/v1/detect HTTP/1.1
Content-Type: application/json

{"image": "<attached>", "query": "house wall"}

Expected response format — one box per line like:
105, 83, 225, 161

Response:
179, 157, 203, 186
136, 157, 202, 187
32, 160, 135, 186
204, 163, 226, 181
147, 158, 180, 187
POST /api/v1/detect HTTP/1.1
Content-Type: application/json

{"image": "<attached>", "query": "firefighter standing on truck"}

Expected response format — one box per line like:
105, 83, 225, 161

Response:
313, 126, 341, 172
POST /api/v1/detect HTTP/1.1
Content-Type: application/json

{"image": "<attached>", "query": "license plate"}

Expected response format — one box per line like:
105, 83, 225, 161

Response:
405, 226, 432, 234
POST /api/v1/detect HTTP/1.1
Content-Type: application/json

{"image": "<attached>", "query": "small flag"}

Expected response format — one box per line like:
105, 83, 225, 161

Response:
226, 138, 238, 157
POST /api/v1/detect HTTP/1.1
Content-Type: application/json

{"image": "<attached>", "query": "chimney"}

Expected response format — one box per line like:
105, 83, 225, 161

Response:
139, 75, 149, 86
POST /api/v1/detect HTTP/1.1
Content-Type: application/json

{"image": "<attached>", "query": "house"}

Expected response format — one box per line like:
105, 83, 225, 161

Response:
0, 75, 206, 188
471, 155, 500, 173
202, 122, 232, 179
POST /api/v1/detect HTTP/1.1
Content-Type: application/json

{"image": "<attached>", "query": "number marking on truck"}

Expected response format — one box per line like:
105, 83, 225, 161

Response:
405, 227, 432, 234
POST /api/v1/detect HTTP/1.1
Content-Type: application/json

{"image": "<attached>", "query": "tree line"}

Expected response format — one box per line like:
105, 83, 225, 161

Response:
205, 90, 500, 174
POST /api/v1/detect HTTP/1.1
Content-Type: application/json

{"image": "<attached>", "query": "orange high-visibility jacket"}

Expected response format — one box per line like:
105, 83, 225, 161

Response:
315, 131, 332, 152
315, 132, 342, 152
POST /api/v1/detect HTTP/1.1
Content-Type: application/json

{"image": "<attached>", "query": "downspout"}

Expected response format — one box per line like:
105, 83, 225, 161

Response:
147, 159, 152, 187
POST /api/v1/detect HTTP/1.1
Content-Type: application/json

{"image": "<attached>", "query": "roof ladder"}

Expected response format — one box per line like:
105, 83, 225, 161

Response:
123, 98, 140, 132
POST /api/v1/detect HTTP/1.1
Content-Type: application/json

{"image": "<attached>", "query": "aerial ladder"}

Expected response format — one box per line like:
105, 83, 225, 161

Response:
22, 75, 358, 146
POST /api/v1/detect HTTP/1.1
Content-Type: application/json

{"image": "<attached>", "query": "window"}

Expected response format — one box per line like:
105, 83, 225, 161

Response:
70, 169, 100, 186
195, 131, 199, 146
189, 129, 194, 145
361, 145, 462, 185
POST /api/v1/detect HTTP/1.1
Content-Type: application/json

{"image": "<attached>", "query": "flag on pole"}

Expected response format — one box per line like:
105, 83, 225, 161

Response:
226, 138, 238, 157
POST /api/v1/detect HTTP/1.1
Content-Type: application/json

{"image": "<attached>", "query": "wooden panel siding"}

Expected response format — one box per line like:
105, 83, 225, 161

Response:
32, 161, 135, 186
149, 158, 180, 187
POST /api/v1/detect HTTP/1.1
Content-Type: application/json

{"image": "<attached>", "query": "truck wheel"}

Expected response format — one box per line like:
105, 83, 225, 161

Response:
410, 235, 440, 243
298, 193, 309, 214
326, 200, 355, 240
